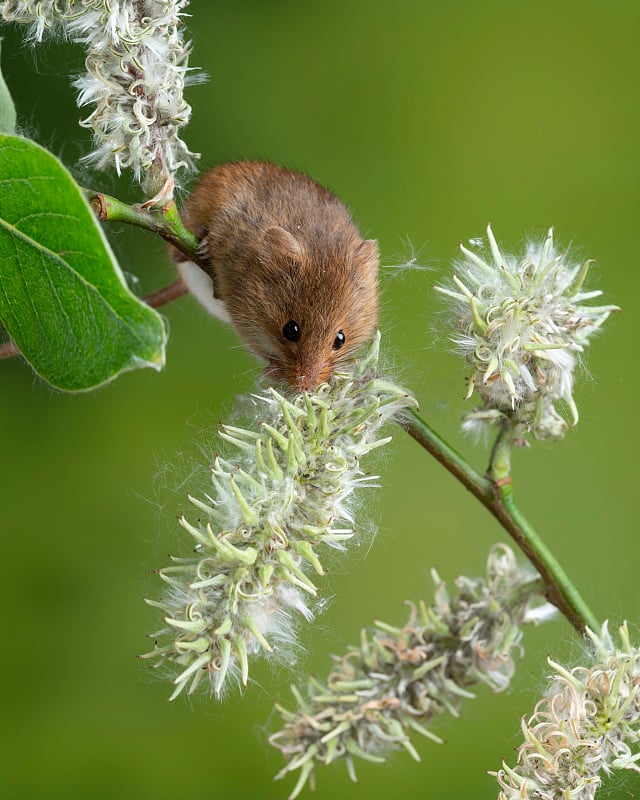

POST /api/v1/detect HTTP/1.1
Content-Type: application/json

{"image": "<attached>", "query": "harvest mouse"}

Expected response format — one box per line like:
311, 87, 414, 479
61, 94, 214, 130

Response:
171, 161, 379, 391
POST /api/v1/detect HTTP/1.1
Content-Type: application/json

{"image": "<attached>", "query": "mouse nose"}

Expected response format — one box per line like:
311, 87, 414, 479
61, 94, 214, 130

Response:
299, 376, 317, 392
296, 366, 331, 393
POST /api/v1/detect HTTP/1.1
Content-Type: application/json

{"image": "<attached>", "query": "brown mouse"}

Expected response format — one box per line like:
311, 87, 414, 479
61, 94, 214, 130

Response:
171, 161, 379, 391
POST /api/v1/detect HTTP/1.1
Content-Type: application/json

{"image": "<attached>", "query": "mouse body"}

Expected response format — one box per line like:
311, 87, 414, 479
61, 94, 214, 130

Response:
172, 161, 379, 391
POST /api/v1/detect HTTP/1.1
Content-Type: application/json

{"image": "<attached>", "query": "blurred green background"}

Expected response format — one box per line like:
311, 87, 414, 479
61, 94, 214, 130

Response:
1, 1, 638, 798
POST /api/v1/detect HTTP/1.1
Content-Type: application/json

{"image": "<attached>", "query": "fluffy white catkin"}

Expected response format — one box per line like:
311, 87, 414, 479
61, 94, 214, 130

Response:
436, 226, 618, 440
1, 0, 198, 194
494, 623, 640, 800
271, 544, 553, 799
143, 334, 418, 700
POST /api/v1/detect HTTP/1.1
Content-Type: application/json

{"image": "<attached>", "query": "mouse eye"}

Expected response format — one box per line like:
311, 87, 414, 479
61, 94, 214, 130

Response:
282, 320, 301, 342
333, 330, 346, 350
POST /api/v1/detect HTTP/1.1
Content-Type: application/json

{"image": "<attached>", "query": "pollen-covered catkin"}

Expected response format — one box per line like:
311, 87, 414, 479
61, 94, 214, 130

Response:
436, 226, 618, 440
271, 545, 552, 799
143, 333, 417, 700
1, 0, 198, 194
494, 622, 640, 800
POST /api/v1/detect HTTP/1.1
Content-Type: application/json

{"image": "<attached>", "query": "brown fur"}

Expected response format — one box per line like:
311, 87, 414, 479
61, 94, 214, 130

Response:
173, 161, 379, 391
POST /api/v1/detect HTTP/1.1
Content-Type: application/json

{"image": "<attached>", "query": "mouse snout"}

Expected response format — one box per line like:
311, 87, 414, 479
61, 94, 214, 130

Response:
295, 363, 332, 393
264, 359, 331, 393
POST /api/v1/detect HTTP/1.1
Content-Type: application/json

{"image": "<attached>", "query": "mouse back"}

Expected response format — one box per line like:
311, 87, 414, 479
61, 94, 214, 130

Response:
178, 161, 380, 390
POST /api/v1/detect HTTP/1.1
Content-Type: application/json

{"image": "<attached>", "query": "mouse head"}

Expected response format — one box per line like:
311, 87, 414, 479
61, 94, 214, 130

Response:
230, 225, 379, 392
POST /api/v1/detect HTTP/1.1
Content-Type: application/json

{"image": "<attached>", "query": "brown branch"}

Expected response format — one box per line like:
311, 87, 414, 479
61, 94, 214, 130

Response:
144, 277, 188, 308
0, 339, 19, 359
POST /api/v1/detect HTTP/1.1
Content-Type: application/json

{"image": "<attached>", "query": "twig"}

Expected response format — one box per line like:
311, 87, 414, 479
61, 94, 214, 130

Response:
84, 188, 206, 267
144, 278, 188, 308
0, 339, 19, 359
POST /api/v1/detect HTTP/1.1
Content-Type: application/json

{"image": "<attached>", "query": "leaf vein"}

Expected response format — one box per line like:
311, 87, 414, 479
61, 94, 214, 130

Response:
0, 216, 157, 351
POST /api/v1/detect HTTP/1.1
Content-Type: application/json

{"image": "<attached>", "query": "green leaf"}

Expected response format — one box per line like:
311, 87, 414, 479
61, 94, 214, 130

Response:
0, 40, 16, 135
0, 134, 167, 391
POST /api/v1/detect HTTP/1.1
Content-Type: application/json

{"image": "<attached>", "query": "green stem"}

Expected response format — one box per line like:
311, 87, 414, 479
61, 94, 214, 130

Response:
487, 419, 520, 484
401, 409, 600, 635
495, 480, 599, 632
82, 188, 205, 266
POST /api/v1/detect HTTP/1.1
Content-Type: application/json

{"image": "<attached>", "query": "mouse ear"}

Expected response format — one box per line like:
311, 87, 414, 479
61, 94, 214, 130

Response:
260, 226, 304, 265
352, 238, 379, 279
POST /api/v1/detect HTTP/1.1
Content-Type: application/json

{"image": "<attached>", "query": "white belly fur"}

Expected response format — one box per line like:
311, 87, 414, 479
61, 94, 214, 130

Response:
177, 260, 232, 324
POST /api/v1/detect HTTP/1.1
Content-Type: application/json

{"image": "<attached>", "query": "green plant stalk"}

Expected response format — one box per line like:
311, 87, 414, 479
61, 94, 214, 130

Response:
402, 409, 600, 635
83, 188, 205, 265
